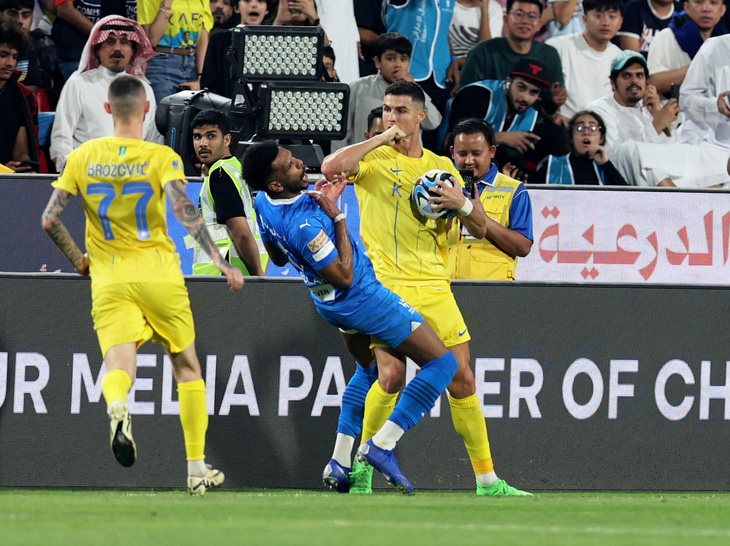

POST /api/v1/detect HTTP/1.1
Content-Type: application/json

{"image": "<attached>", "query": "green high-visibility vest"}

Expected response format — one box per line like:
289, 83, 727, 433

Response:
186, 156, 268, 275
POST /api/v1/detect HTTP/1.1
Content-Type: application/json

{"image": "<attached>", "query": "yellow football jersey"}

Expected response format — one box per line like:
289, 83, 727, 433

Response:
353, 146, 463, 285
53, 137, 187, 283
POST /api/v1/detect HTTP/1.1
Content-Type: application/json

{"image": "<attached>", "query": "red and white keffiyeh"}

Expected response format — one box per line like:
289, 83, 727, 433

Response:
77, 15, 155, 77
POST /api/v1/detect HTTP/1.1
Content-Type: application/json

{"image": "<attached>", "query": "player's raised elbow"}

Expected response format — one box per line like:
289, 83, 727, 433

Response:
320, 156, 344, 181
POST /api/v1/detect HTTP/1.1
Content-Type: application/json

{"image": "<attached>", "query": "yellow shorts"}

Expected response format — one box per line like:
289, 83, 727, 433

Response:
91, 277, 195, 357
373, 281, 470, 348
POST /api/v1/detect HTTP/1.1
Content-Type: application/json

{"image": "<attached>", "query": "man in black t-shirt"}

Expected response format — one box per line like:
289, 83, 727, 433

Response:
0, 0, 43, 90
190, 109, 268, 276
354, 0, 386, 77
0, 24, 38, 171
52, 0, 136, 80
617, 0, 683, 57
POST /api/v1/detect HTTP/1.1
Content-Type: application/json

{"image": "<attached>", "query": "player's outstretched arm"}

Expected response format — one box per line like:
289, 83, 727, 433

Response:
165, 179, 244, 291
306, 191, 353, 288
41, 187, 89, 275
321, 126, 405, 181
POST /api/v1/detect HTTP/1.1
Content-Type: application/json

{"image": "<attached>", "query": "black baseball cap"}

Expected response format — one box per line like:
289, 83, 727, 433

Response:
510, 58, 551, 88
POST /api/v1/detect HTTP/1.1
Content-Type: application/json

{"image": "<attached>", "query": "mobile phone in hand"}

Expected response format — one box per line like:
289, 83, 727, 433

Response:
19, 159, 40, 170
670, 83, 680, 105
459, 168, 474, 197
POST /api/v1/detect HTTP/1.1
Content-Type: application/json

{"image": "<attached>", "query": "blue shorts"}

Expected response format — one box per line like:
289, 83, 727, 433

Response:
317, 283, 423, 349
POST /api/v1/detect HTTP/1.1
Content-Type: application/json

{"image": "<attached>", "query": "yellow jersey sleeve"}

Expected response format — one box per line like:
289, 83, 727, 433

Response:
52, 151, 82, 195
158, 148, 187, 191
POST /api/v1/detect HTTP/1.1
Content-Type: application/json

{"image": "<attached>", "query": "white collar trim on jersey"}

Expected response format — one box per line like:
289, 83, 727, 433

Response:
265, 191, 307, 206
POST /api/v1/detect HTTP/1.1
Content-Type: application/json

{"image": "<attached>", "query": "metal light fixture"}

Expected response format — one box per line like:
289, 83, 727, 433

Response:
158, 26, 349, 173
232, 25, 325, 82
259, 81, 349, 140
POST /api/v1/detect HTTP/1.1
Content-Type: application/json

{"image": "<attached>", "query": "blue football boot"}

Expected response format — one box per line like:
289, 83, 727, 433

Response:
322, 459, 351, 493
355, 439, 413, 493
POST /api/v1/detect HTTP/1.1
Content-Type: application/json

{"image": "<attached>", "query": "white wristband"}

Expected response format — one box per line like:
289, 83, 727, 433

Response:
333, 213, 346, 223
458, 199, 474, 216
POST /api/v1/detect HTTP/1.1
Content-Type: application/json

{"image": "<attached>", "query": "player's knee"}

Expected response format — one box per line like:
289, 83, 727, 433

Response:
448, 359, 475, 396
378, 367, 405, 393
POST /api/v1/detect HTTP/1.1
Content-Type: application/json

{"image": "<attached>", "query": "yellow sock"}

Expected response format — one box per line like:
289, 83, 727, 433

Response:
449, 393, 494, 476
361, 380, 397, 443
102, 369, 132, 407
178, 379, 208, 461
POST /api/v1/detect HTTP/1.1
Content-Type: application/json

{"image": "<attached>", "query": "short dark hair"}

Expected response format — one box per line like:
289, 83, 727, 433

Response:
0, 22, 26, 55
108, 74, 146, 117
323, 44, 335, 62
192, 109, 230, 135
384, 80, 425, 107
366, 106, 383, 132
109, 72, 145, 96
583, 0, 623, 14
506, 0, 543, 14
0, 0, 34, 12
374, 32, 412, 58
569, 110, 607, 144
451, 118, 496, 148
241, 140, 280, 193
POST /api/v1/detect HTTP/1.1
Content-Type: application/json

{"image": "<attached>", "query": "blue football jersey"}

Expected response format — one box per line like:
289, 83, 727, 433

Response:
254, 192, 379, 310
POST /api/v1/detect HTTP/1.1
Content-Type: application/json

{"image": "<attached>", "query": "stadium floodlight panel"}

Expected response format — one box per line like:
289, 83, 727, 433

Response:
233, 25, 324, 82
260, 82, 350, 140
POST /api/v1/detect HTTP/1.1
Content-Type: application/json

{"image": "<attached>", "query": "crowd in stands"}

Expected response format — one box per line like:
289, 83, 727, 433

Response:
1, 0, 730, 187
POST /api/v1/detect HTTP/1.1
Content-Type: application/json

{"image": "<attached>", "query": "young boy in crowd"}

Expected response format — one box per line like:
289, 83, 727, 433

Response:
331, 32, 442, 150
323, 44, 339, 81
0, 0, 42, 91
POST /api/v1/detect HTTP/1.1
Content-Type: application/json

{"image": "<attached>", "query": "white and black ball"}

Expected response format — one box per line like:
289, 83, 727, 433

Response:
412, 169, 456, 220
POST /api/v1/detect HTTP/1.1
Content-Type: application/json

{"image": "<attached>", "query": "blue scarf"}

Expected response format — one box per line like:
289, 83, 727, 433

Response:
669, 11, 728, 59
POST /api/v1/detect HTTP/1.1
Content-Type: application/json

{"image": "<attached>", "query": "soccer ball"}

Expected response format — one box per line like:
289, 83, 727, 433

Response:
412, 169, 456, 220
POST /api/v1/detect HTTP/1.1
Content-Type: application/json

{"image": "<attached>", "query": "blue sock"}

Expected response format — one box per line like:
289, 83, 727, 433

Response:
336, 363, 378, 437
389, 352, 458, 431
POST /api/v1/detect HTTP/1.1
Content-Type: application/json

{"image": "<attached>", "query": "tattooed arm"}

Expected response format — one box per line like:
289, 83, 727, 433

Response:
41, 188, 90, 275
164, 179, 244, 291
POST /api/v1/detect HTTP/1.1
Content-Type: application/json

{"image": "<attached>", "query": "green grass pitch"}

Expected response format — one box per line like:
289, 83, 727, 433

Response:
1, 489, 729, 545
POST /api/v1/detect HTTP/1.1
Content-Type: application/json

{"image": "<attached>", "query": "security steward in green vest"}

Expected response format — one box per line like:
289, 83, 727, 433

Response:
189, 109, 268, 276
